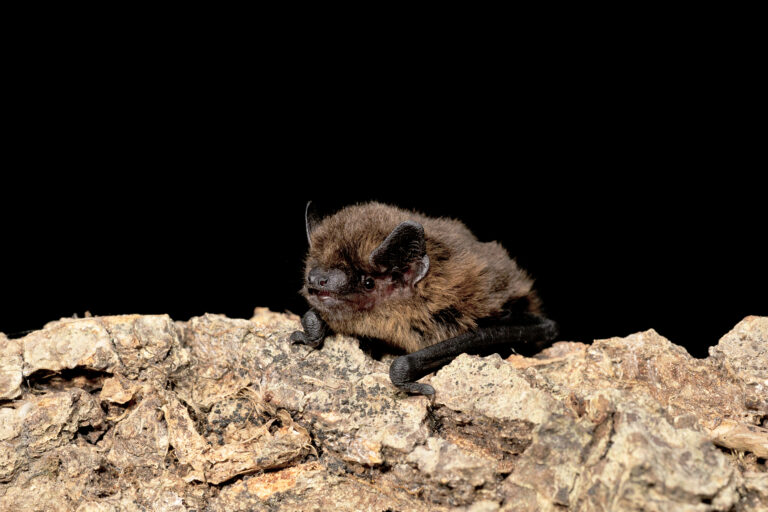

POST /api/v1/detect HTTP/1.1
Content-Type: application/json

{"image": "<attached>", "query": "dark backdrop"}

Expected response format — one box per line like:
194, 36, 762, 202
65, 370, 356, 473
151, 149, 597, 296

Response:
2, 166, 763, 358
2, 48, 764, 358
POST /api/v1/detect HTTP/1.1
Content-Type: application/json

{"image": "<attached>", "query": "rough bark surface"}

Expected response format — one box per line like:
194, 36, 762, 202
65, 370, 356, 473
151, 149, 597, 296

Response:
1, 310, 766, 511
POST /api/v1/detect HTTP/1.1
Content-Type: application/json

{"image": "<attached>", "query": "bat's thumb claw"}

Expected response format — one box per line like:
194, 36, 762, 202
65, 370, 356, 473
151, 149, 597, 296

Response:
289, 330, 307, 344
393, 382, 435, 396
290, 330, 323, 349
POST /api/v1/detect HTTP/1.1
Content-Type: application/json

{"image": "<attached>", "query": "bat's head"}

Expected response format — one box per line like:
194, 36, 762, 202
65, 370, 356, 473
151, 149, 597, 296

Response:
299, 202, 430, 318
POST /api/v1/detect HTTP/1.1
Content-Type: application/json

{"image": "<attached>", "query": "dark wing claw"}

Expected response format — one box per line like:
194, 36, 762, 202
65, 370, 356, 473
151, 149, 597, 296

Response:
290, 308, 329, 348
389, 355, 435, 395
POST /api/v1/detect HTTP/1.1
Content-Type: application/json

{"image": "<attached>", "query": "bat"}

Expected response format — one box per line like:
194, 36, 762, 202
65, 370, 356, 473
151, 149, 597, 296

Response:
290, 201, 558, 395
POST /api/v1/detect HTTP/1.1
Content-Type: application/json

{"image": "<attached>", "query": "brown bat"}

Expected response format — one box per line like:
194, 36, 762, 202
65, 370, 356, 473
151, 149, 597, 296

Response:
290, 201, 558, 395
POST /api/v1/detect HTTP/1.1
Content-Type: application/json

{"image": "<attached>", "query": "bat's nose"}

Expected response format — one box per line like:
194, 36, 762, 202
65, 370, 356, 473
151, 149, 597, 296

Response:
308, 268, 325, 287
308, 267, 348, 292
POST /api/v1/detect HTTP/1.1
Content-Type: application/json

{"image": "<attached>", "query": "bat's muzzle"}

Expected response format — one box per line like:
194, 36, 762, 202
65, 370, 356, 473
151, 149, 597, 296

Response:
307, 267, 349, 294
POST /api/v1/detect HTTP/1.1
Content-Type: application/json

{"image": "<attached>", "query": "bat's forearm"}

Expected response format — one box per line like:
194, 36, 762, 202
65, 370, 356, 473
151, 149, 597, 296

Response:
390, 314, 558, 395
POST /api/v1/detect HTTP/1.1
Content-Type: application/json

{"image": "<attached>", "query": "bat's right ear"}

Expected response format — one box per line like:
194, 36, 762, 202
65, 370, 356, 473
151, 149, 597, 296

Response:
369, 220, 430, 285
305, 201, 320, 246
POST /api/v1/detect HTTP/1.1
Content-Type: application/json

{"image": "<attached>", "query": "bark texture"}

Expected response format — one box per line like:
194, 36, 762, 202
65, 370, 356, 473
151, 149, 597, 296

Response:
1, 310, 766, 511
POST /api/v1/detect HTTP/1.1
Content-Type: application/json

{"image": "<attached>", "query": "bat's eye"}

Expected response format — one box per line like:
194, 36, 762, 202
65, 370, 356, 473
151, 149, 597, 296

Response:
363, 276, 376, 290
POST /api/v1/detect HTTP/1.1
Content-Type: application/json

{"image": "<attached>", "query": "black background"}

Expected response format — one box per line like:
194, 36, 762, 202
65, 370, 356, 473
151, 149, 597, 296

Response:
2, 34, 765, 358
3, 165, 763, 359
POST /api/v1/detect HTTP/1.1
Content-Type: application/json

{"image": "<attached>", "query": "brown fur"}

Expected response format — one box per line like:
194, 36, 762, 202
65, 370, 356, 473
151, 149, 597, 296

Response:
301, 202, 540, 353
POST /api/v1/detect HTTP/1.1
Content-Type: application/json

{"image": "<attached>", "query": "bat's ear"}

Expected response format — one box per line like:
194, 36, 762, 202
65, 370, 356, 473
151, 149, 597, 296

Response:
369, 221, 430, 285
305, 201, 320, 246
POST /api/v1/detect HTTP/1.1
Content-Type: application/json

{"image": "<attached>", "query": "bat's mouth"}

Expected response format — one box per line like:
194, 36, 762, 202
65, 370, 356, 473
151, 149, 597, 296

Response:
307, 288, 344, 305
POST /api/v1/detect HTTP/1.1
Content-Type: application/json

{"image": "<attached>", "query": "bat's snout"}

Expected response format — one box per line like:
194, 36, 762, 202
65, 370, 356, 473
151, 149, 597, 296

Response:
307, 267, 348, 293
